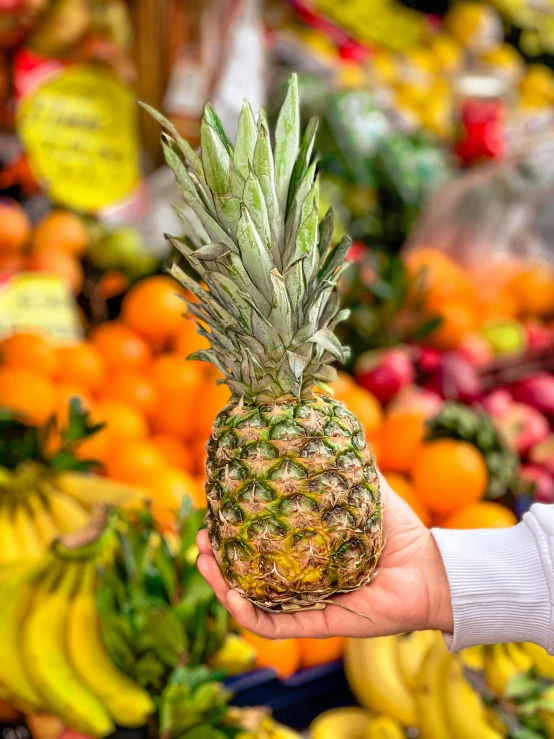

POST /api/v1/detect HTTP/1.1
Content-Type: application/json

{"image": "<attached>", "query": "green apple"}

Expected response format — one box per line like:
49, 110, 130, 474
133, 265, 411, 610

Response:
481, 319, 527, 355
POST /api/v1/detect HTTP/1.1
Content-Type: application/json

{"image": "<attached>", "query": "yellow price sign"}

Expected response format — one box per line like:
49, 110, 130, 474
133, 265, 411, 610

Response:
17, 65, 141, 212
0, 273, 83, 343
316, 0, 425, 51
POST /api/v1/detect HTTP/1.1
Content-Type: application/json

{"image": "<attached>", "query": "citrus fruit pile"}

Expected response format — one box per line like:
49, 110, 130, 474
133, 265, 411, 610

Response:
0, 274, 228, 520
0, 200, 87, 293
334, 371, 518, 531
406, 247, 554, 351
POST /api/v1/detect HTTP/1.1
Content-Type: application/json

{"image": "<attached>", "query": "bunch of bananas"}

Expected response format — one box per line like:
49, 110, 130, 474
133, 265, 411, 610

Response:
0, 516, 154, 737
0, 461, 145, 565
337, 631, 554, 738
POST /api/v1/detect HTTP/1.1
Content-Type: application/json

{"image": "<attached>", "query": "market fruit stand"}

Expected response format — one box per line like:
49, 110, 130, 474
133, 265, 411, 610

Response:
1, 0, 554, 737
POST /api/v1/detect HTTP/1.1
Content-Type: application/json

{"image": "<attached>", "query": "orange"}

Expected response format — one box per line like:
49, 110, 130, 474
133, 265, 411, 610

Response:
405, 248, 475, 310
172, 317, 210, 364
121, 276, 186, 342
149, 467, 206, 511
102, 372, 158, 419
151, 433, 194, 472
90, 400, 148, 445
366, 434, 383, 465
151, 400, 196, 441
193, 379, 232, 441
0, 200, 31, 253
56, 341, 106, 394
510, 263, 554, 317
298, 637, 345, 668
25, 250, 84, 294
0, 331, 58, 377
382, 472, 432, 527
152, 353, 202, 400
105, 439, 165, 485
427, 301, 477, 350
89, 321, 151, 372
0, 366, 56, 425
478, 289, 518, 321
331, 371, 357, 398
412, 439, 488, 515
32, 210, 89, 257
56, 382, 93, 425
190, 437, 208, 476
337, 385, 383, 437
241, 631, 301, 679
75, 430, 111, 465
443, 501, 517, 529
379, 412, 426, 474
0, 253, 24, 272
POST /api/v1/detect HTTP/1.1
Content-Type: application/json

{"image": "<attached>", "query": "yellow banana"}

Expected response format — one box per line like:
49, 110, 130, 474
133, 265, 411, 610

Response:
505, 642, 533, 672
0, 564, 46, 711
344, 636, 418, 727
309, 707, 373, 739
45, 487, 89, 533
66, 561, 155, 727
0, 505, 23, 564
520, 642, 554, 679
443, 657, 507, 739
364, 715, 405, 739
396, 630, 437, 690
414, 639, 451, 739
484, 644, 525, 697
460, 644, 485, 671
27, 492, 60, 548
539, 686, 554, 738
12, 504, 44, 559
209, 633, 257, 675
55, 472, 147, 509
21, 562, 114, 737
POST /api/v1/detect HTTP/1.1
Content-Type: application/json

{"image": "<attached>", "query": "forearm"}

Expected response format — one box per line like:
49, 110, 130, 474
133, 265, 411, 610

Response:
431, 504, 554, 652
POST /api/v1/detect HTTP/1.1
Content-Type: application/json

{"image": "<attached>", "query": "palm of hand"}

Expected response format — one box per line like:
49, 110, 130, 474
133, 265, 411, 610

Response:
196, 476, 449, 640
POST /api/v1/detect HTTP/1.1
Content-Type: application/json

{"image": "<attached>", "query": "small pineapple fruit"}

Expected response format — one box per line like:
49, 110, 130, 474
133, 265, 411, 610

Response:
144, 74, 382, 612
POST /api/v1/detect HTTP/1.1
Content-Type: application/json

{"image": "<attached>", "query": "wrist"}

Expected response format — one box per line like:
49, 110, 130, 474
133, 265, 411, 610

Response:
421, 532, 453, 633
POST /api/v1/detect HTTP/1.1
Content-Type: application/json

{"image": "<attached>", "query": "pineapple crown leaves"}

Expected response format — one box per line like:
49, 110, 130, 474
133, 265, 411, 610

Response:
141, 74, 351, 402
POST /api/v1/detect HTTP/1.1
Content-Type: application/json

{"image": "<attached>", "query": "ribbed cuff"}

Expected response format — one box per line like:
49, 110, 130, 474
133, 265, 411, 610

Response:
431, 514, 553, 652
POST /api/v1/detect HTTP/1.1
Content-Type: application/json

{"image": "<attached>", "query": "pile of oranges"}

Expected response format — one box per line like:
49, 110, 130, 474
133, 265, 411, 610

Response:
0, 200, 88, 293
0, 274, 228, 519
405, 247, 554, 350
333, 371, 517, 530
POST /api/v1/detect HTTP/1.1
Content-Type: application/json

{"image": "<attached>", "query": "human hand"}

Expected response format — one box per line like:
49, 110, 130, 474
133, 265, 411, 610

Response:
196, 474, 453, 639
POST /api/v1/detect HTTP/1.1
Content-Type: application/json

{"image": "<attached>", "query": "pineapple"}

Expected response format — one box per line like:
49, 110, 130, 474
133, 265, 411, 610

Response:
143, 75, 382, 612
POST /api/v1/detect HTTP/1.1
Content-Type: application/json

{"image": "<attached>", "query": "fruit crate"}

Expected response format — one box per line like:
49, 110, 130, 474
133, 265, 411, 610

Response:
226, 660, 356, 731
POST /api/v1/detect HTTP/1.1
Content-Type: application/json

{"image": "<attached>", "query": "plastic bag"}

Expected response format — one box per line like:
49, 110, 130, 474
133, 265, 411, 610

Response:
405, 135, 554, 269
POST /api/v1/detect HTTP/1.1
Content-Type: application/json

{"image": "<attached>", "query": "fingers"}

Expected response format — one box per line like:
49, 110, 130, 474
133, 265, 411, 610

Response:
195, 546, 330, 638
196, 552, 231, 607
196, 528, 211, 555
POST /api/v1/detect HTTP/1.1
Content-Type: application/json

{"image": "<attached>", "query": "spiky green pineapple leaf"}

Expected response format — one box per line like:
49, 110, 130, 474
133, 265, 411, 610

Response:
151, 74, 353, 402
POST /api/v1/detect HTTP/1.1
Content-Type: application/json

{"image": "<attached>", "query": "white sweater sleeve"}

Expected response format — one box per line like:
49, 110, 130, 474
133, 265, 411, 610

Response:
431, 504, 554, 652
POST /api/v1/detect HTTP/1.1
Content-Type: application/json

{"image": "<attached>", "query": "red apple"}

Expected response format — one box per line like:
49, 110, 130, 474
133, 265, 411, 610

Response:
388, 385, 443, 418
482, 389, 513, 418
519, 464, 554, 503
457, 333, 493, 368
416, 347, 442, 374
424, 353, 481, 403
524, 321, 554, 353
58, 731, 91, 739
27, 715, 65, 739
354, 348, 415, 405
346, 241, 368, 263
529, 435, 554, 476
0, 700, 21, 723
483, 398, 550, 456
511, 373, 554, 417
